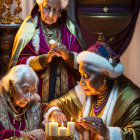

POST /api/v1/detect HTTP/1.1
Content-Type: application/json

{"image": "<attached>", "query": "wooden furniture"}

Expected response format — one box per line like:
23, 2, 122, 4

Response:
0, 23, 21, 78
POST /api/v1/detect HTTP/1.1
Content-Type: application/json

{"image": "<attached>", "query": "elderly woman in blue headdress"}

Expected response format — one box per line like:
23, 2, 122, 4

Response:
0, 65, 45, 140
44, 42, 140, 140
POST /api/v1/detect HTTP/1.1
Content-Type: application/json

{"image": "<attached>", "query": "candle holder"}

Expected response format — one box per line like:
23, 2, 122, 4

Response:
4, 136, 30, 140
46, 136, 75, 140
0, 0, 6, 22
13, 0, 23, 24
1, 0, 13, 24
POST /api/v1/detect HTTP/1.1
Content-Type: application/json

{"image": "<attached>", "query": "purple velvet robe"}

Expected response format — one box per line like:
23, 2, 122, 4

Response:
0, 112, 24, 139
17, 20, 82, 99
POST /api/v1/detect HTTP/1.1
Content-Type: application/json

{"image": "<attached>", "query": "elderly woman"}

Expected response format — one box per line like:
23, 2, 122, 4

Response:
9, 0, 84, 103
44, 42, 140, 140
0, 65, 45, 140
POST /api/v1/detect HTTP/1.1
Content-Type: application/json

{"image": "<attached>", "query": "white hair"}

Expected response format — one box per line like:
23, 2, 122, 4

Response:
36, 0, 69, 9
0, 65, 39, 93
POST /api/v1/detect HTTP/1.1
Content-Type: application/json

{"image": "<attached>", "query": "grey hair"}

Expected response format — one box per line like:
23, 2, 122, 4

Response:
0, 65, 39, 93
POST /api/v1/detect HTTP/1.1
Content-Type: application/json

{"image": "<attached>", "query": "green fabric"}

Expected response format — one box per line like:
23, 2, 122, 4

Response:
47, 75, 140, 140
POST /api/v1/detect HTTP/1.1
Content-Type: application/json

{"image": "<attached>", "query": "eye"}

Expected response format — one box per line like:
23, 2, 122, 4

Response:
22, 89, 29, 93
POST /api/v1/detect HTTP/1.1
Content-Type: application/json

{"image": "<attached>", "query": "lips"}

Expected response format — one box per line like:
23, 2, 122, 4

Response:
83, 87, 91, 92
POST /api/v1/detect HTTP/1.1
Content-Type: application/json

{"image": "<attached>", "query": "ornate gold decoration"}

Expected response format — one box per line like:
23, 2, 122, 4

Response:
1, 0, 13, 24
40, 18, 58, 48
42, 65, 50, 102
1, 0, 23, 24
30, 56, 43, 71
103, 6, 109, 13
7, 97, 27, 122
0, 0, 6, 21
13, 0, 23, 24
8, 136, 30, 140
46, 135, 74, 140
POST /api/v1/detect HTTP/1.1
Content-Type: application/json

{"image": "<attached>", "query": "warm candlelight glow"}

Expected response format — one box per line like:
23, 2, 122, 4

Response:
62, 122, 64, 127
67, 118, 75, 136
78, 113, 82, 119
58, 122, 67, 136
49, 121, 58, 136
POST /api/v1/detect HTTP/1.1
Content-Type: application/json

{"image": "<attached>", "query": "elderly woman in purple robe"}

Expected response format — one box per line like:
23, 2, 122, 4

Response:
9, 0, 84, 103
0, 65, 45, 140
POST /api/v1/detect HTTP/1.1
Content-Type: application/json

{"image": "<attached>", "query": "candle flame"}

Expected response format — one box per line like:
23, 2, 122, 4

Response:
71, 117, 73, 122
62, 122, 64, 127
52, 120, 54, 122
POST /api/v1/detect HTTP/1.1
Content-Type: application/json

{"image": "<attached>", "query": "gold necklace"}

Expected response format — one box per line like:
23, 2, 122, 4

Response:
7, 97, 27, 122
40, 19, 57, 38
40, 18, 61, 47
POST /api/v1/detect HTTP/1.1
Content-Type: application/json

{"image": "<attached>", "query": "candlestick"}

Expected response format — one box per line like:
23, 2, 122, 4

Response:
67, 118, 75, 136
49, 121, 58, 136
58, 123, 67, 136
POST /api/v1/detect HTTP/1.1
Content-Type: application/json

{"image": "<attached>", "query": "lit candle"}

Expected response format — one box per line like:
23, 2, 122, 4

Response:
67, 117, 75, 136
45, 120, 49, 136
49, 120, 58, 136
58, 122, 67, 136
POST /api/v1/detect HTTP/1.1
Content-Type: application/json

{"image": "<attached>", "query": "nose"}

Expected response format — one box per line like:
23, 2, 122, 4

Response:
48, 8, 53, 18
25, 92, 31, 101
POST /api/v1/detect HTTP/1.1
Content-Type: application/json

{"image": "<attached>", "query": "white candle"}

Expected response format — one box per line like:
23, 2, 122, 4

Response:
58, 127, 67, 136
49, 122, 58, 136
45, 120, 49, 136
67, 118, 75, 136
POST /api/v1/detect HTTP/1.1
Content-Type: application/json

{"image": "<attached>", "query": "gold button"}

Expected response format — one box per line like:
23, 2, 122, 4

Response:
103, 7, 109, 13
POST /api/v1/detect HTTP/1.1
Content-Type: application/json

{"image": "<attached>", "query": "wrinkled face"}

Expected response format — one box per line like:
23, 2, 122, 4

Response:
39, 0, 62, 25
79, 63, 105, 95
12, 73, 36, 108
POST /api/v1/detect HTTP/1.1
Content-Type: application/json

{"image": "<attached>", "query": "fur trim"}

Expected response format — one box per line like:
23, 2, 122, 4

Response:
108, 127, 122, 140
72, 52, 79, 69
83, 96, 92, 117
32, 28, 40, 54
75, 84, 86, 105
102, 81, 118, 125
77, 51, 124, 78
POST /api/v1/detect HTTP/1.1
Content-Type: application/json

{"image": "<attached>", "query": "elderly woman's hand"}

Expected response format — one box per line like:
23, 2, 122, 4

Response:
78, 117, 108, 138
50, 42, 70, 60
20, 129, 45, 140
49, 110, 67, 126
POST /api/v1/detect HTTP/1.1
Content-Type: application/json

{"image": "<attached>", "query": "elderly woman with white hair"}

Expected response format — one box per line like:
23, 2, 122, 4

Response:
9, 0, 84, 103
0, 65, 45, 140
44, 42, 140, 140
